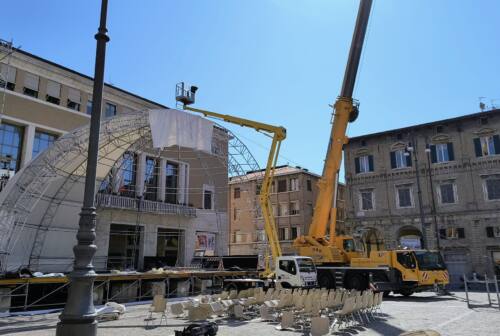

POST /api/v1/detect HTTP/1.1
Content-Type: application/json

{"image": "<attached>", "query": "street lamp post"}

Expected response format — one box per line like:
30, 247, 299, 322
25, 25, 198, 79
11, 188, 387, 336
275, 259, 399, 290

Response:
407, 138, 427, 249
56, 1, 109, 335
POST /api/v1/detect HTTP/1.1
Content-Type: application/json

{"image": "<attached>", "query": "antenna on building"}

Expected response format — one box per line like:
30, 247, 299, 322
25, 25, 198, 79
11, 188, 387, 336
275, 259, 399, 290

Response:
479, 97, 487, 112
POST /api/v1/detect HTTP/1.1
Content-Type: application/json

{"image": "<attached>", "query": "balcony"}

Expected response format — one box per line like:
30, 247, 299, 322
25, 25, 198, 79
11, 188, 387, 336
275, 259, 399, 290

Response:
96, 193, 196, 217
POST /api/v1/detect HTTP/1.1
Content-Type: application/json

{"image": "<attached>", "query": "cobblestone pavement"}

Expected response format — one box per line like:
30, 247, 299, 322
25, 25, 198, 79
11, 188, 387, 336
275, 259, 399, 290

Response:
0, 291, 499, 336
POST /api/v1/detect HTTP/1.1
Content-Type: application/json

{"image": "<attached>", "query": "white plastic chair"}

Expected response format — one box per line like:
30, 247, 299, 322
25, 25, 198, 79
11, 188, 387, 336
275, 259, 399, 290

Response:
311, 316, 330, 336
145, 295, 167, 327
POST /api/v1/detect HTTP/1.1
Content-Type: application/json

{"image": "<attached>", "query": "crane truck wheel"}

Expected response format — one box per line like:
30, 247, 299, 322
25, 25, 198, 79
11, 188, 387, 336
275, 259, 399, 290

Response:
399, 289, 414, 297
318, 272, 335, 289
346, 274, 368, 291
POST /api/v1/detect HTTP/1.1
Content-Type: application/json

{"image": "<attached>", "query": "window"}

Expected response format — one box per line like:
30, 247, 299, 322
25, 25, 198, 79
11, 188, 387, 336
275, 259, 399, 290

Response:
144, 157, 159, 201
46, 80, 61, 105
204, 189, 213, 210
0, 123, 24, 173
23, 72, 39, 98
86, 100, 93, 115
32, 130, 57, 158
0, 64, 16, 90
256, 230, 266, 242
105, 102, 117, 118
67, 87, 81, 111
255, 204, 262, 218
390, 149, 411, 169
307, 179, 312, 191
480, 117, 488, 125
118, 152, 136, 198
234, 187, 241, 199
485, 178, 500, 201
439, 183, 456, 204
278, 203, 288, 216
474, 135, 500, 157
290, 227, 300, 239
486, 226, 500, 238
290, 201, 300, 215
256, 183, 261, 195
429, 143, 454, 163
271, 204, 277, 217
233, 208, 239, 221
355, 155, 374, 174
278, 259, 296, 274
279, 227, 289, 241
165, 161, 178, 204
307, 202, 314, 215
359, 189, 374, 211
289, 177, 299, 191
397, 185, 413, 208
277, 179, 287, 193
439, 228, 465, 239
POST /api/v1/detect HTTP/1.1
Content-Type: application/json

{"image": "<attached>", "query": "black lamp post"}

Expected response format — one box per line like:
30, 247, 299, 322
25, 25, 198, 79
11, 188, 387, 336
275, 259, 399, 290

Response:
406, 139, 427, 249
56, 1, 109, 335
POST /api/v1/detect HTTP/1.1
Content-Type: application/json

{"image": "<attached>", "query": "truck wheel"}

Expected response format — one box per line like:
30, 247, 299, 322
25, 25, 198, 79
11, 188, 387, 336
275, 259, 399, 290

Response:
400, 289, 413, 297
318, 273, 335, 289
224, 283, 238, 292
346, 274, 368, 291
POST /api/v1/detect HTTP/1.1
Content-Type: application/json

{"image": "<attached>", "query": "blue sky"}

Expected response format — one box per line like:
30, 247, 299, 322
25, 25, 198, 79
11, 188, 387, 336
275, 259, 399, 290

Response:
3, 1, 500, 176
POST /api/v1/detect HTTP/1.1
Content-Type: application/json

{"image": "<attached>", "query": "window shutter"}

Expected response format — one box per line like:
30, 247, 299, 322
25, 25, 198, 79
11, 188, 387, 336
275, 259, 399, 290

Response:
493, 135, 500, 155
368, 155, 374, 172
24, 72, 39, 90
68, 87, 81, 103
46, 80, 61, 98
473, 138, 482, 157
457, 228, 465, 238
486, 226, 494, 238
439, 229, 447, 240
390, 151, 396, 169
430, 145, 437, 163
0, 64, 16, 83
355, 157, 360, 174
447, 142, 455, 161
406, 152, 412, 167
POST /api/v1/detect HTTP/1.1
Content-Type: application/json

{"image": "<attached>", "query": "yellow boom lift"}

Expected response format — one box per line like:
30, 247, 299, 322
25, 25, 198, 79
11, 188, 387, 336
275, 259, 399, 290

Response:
176, 84, 317, 287
293, 0, 449, 295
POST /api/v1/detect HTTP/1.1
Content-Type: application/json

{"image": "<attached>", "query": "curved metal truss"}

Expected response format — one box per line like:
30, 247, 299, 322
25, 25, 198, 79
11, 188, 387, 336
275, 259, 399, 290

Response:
0, 110, 260, 273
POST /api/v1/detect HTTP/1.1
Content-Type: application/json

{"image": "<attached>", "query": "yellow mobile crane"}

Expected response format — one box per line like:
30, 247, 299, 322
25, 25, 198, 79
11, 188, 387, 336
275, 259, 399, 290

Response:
293, 0, 449, 295
176, 84, 317, 287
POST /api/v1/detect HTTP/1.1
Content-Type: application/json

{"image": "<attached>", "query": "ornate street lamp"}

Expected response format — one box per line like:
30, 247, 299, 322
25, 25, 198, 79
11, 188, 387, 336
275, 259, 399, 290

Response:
56, 1, 109, 335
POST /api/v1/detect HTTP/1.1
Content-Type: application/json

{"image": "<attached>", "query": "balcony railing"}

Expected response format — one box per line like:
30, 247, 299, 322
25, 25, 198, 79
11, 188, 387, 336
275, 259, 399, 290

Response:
96, 193, 196, 217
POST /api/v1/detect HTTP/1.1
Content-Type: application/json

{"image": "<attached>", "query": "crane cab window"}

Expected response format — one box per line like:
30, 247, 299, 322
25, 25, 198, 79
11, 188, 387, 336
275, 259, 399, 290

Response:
343, 239, 356, 252
279, 260, 297, 275
397, 251, 416, 269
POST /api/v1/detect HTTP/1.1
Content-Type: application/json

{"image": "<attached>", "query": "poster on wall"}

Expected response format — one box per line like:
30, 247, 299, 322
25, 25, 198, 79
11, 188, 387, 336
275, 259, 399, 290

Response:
196, 232, 216, 256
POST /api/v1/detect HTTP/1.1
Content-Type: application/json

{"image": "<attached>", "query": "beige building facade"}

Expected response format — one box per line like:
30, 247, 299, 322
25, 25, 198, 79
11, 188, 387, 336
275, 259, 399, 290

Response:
228, 165, 346, 256
344, 109, 500, 286
0, 41, 229, 273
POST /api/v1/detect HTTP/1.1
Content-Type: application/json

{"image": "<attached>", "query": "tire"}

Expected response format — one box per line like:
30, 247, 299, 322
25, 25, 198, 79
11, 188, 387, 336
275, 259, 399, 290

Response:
318, 272, 335, 289
346, 274, 368, 291
400, 289, 414, 297
224, 282, 238, 292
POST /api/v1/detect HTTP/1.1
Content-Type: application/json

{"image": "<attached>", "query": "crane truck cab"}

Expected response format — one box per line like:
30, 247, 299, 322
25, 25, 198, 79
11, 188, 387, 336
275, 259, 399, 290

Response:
275, 256, 317, 288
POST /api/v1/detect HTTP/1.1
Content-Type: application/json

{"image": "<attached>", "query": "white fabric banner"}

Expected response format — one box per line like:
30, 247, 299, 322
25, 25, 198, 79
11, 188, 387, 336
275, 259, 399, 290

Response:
148, 109, 213, 152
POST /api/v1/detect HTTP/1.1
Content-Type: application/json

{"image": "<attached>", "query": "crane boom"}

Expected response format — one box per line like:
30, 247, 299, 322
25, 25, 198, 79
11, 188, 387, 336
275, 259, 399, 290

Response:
293, 0, 372, 263
182, 105, 286, 276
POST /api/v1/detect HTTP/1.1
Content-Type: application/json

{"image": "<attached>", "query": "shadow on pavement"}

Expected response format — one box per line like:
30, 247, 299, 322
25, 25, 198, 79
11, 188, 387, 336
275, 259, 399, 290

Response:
384, 295, 457, 303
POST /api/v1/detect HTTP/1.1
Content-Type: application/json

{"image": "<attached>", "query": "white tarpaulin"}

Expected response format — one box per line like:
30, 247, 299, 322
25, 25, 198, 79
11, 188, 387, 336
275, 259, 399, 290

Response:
148, 109, 213, 152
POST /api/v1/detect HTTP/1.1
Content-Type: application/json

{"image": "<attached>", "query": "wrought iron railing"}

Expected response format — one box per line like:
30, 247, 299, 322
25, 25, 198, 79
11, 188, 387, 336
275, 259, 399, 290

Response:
95, 193, 196, 217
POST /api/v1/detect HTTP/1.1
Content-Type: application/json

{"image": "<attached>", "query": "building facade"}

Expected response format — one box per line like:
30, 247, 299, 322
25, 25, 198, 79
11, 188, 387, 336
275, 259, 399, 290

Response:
344, 109, 500, 285
0, 41, 229, 273
228, 165, 346, 256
